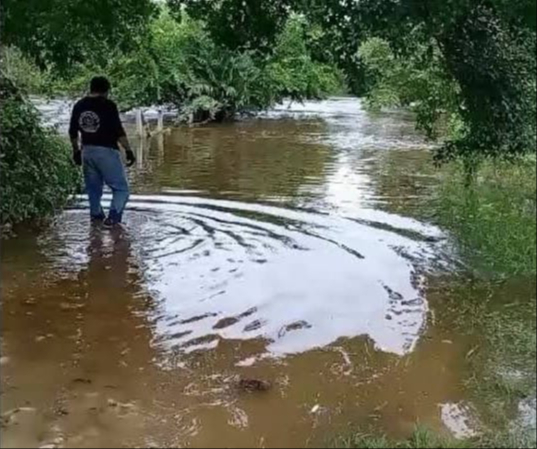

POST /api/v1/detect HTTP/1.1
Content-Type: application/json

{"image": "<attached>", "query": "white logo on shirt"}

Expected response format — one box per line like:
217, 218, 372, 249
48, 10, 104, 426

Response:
79, 111, 101, 133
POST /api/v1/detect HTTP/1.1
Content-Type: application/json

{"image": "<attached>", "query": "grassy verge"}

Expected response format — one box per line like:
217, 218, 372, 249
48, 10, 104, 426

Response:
337, 427, 475, 448
337, 426, 537, 449
443, 282, 537, 448
435, 158, 536, 277
434, 159, 536, 448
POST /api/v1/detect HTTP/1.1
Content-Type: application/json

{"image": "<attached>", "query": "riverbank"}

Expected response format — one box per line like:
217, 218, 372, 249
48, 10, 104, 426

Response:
436, 158, 536, 277
339, 158, 537, 448
436, 159, 536, 447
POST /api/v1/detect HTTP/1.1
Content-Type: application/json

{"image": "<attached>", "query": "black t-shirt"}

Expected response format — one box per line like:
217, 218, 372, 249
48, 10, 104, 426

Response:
69, 96, 126, 150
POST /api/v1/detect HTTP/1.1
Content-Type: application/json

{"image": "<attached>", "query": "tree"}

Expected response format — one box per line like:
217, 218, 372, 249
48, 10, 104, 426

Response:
433, 4, 536, 162
168, 0, 291, 51
0, 0, 155, 70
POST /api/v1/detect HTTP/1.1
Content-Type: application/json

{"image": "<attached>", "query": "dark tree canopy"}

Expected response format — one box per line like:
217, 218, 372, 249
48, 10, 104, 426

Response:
0, 0, 156, 70
169, 0, 292, 51
435, 4, 536, 160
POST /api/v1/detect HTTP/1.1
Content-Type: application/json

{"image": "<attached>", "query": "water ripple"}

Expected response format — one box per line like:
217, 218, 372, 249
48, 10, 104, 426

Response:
43, 193, 448, 362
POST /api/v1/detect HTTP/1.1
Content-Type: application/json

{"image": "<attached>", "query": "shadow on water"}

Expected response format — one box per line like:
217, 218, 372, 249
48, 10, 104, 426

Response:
1, 98, 495, 447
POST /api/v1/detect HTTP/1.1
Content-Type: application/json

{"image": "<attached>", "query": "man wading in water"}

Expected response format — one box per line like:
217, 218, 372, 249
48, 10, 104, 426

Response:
69, 76, 136, 227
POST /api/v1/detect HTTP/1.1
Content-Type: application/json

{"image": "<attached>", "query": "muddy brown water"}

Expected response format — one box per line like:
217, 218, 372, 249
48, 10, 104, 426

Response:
1, 98, 493, 448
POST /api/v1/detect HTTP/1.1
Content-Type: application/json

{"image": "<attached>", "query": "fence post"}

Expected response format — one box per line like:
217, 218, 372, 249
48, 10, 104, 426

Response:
157, 108, 164, 133
135, 108, 144, 137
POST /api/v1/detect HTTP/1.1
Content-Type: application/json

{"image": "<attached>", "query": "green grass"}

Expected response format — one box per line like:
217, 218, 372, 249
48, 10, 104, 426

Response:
337, 426, 537, 449
480, 431, 537, 449
435, 158, 536, 277
465, 298, 536, 432
435, 160, 536, 447
337, 427, 472, 449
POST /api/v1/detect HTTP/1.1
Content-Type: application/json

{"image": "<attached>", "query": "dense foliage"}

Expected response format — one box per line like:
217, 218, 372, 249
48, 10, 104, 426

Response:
0, 0, 155, 71
109, 12, 343, 119
5, 11, 343, 121
433, 4, 536, 162
358, 37, 461, 141
0, 74, 80, 225
174, 0, 537, 162
169, 0, 290, 52
0, 47, 47, 95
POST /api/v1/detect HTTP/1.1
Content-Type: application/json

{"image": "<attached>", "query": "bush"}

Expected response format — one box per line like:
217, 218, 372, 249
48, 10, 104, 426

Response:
0, 46, 46, 94
0, 73, 80, 225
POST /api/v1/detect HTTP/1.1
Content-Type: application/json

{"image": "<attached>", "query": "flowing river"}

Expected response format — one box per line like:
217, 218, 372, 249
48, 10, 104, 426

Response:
1, 98, 512, 447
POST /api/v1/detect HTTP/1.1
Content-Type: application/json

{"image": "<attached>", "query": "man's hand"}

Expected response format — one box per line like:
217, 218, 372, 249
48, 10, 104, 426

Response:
126, 150, 136, 167
73, 150, 82, 166
119, 135, 136, 167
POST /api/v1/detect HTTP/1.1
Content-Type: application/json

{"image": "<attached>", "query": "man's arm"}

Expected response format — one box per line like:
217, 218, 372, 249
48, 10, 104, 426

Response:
118, 135, 132, 152
112, 103, 136, 167
69, 104, 82, 166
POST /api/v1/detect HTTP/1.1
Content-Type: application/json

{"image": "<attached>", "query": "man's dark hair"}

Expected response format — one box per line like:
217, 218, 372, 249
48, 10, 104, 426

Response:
90, 76, 111, 94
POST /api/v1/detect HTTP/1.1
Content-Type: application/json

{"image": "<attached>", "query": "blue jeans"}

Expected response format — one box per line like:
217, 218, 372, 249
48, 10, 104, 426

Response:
82, 146, 130, 223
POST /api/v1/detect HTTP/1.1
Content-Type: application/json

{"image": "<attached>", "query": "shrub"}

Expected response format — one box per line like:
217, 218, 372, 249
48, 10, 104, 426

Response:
0, 73, 80, 225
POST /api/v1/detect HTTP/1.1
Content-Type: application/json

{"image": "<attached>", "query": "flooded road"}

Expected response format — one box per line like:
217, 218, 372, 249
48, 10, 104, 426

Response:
2, 98, 481, 447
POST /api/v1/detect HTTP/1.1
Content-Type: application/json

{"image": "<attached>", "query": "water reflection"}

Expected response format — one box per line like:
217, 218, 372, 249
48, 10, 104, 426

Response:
53, 191, 442, 363
130, 120, 333, 204
86, 225, 132, 291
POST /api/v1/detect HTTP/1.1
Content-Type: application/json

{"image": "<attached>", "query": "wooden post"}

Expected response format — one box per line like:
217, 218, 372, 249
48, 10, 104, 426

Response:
135, 108, 144, 137
136, 135, 144, 169
157, 132, 164, 165
157, 108, 164, 133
